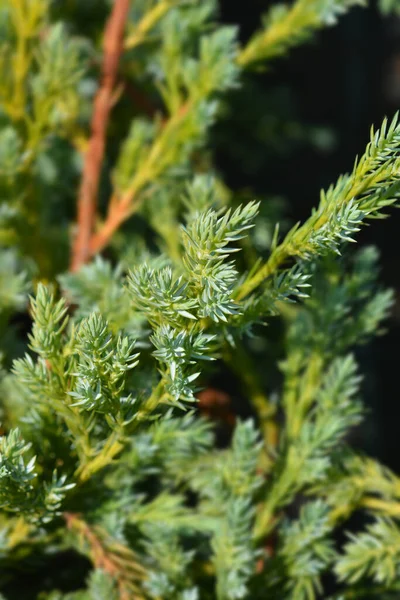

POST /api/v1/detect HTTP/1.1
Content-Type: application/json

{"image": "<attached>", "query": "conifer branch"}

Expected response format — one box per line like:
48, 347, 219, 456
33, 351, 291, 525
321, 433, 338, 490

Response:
65, 513, 147, 600
335, 518, 400, 585
237, 0, 365, 68
3, 3, 400, 598
7, 0, 48, 121
70, 0, 130, 272
85, 23, 238, 258
88, 101, 191, 256
124, 0, 179, 50
237, 114, 400, 300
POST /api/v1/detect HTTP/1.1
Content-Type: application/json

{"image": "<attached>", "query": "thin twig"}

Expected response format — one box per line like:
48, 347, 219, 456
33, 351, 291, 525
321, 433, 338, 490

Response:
88, 101, 191, 257
89, 190, 132, 256
124, 0, 176, 50
70, 0, 130, 272
65, 513, 146, 600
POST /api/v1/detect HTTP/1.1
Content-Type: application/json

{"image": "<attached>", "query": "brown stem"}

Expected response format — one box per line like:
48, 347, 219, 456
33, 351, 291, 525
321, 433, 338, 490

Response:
197, 387, 236, 426
88, 100, 191, 257
88, 191, 132, 256
70, 0, 130, 272
65, 513, 146, 600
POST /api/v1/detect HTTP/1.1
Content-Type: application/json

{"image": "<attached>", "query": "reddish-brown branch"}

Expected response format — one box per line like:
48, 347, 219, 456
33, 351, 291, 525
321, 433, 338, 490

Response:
197, 387, 236, 426
89, 53, 159, 118
70, 0, 130, 272
87, 100, 191, 258
65, 513, 146, 600
88, 191, 132, 256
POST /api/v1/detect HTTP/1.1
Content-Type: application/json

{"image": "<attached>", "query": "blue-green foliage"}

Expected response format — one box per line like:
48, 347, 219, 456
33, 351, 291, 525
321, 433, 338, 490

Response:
0, 1, 400, 599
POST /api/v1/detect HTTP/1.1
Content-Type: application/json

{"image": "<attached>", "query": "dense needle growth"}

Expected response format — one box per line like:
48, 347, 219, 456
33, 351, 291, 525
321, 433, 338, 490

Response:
1, 1, 400, 599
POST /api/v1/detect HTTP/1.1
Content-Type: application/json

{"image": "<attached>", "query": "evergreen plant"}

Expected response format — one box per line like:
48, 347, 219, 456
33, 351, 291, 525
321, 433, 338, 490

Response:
1, 1, 400, 598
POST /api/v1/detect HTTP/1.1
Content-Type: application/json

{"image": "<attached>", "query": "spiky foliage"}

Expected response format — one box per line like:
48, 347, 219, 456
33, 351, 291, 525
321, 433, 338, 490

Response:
237, 0, 366, 68
0, 2, 400, 600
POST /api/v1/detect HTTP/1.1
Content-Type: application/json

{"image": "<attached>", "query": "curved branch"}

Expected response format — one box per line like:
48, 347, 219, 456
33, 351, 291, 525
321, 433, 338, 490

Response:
70, 0, 130, 272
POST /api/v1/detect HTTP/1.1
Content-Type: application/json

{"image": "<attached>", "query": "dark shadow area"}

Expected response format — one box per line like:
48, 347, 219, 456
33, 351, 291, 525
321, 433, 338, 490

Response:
215, 2, 400, 472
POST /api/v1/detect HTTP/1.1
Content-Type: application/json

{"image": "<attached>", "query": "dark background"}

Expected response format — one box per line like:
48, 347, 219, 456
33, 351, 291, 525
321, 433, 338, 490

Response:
216, 3, 400, 471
